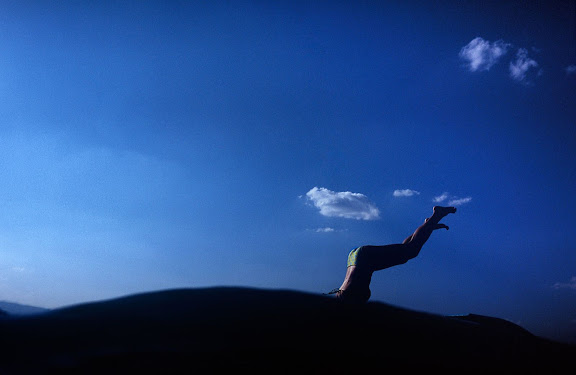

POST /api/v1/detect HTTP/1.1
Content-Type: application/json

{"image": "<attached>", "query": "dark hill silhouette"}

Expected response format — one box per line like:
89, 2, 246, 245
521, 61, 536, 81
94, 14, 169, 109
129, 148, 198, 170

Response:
0, 287, 573, 373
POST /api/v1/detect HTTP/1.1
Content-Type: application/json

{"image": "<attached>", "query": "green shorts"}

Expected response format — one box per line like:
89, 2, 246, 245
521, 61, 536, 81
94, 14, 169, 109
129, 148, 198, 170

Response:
347, 246, 363, 267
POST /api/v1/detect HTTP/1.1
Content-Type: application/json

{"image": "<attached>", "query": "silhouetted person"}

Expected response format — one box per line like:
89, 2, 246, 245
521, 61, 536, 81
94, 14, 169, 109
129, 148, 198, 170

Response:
329, 206, 456, 303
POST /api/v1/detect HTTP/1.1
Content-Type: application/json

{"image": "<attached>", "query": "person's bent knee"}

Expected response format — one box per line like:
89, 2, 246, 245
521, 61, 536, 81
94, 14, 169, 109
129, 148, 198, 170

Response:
400, 243, 420, 261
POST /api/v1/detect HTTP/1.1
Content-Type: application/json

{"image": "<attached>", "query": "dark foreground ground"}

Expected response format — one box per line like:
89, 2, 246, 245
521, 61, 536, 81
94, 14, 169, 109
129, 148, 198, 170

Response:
0, 287, 574, 374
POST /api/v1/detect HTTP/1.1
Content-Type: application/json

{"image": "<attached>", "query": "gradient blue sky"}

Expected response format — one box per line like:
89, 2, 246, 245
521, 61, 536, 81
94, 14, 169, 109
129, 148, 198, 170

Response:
0, 1, 575, 343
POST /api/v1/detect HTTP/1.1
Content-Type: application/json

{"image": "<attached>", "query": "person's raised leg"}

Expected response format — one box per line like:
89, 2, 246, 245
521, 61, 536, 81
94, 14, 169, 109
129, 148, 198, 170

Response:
403, 206, 456, 256
361, 244, 412, 272
363, 207, 456, 272
402, 218, 450, 244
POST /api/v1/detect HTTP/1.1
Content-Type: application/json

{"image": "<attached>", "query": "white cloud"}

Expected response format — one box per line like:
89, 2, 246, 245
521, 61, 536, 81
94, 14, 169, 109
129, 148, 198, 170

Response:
315, 227, 335, 233
448, 197, 472, 206
459, 37, 511, 72
459, 38, 545, 84
433, 192, 449, 203
509, 48, 539, 83
393, 189, 420, 197
305, 187, 380, 220
566, 65, 576, 75
433, 192, 472, 206
553, 276, 576, 290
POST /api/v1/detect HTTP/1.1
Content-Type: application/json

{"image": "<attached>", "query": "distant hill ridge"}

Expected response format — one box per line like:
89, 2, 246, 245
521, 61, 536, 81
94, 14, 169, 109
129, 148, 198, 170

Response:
0, 287, 573, 373
0, 301, 50, 316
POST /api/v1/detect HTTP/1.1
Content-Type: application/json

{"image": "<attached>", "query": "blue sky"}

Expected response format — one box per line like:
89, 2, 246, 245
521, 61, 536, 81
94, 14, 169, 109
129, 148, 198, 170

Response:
0, 1, 575, 343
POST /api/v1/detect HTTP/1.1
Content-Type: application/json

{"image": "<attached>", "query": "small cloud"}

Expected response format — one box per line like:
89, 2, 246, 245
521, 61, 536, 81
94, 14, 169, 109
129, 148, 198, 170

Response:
315, 227, 335, 233
448, 197, 472, 206
305, 187, 380, 220
566, 65, 576, 75
553, 276, 576, 290
460, 38, 544, 84
433, 192, 472, 206
459, 37, 511, 72
306, 227, 348, 234
509, 48, 539, 83
11, 267, 25, 273
393, 189, 420, 197
433, 192, 449, 203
